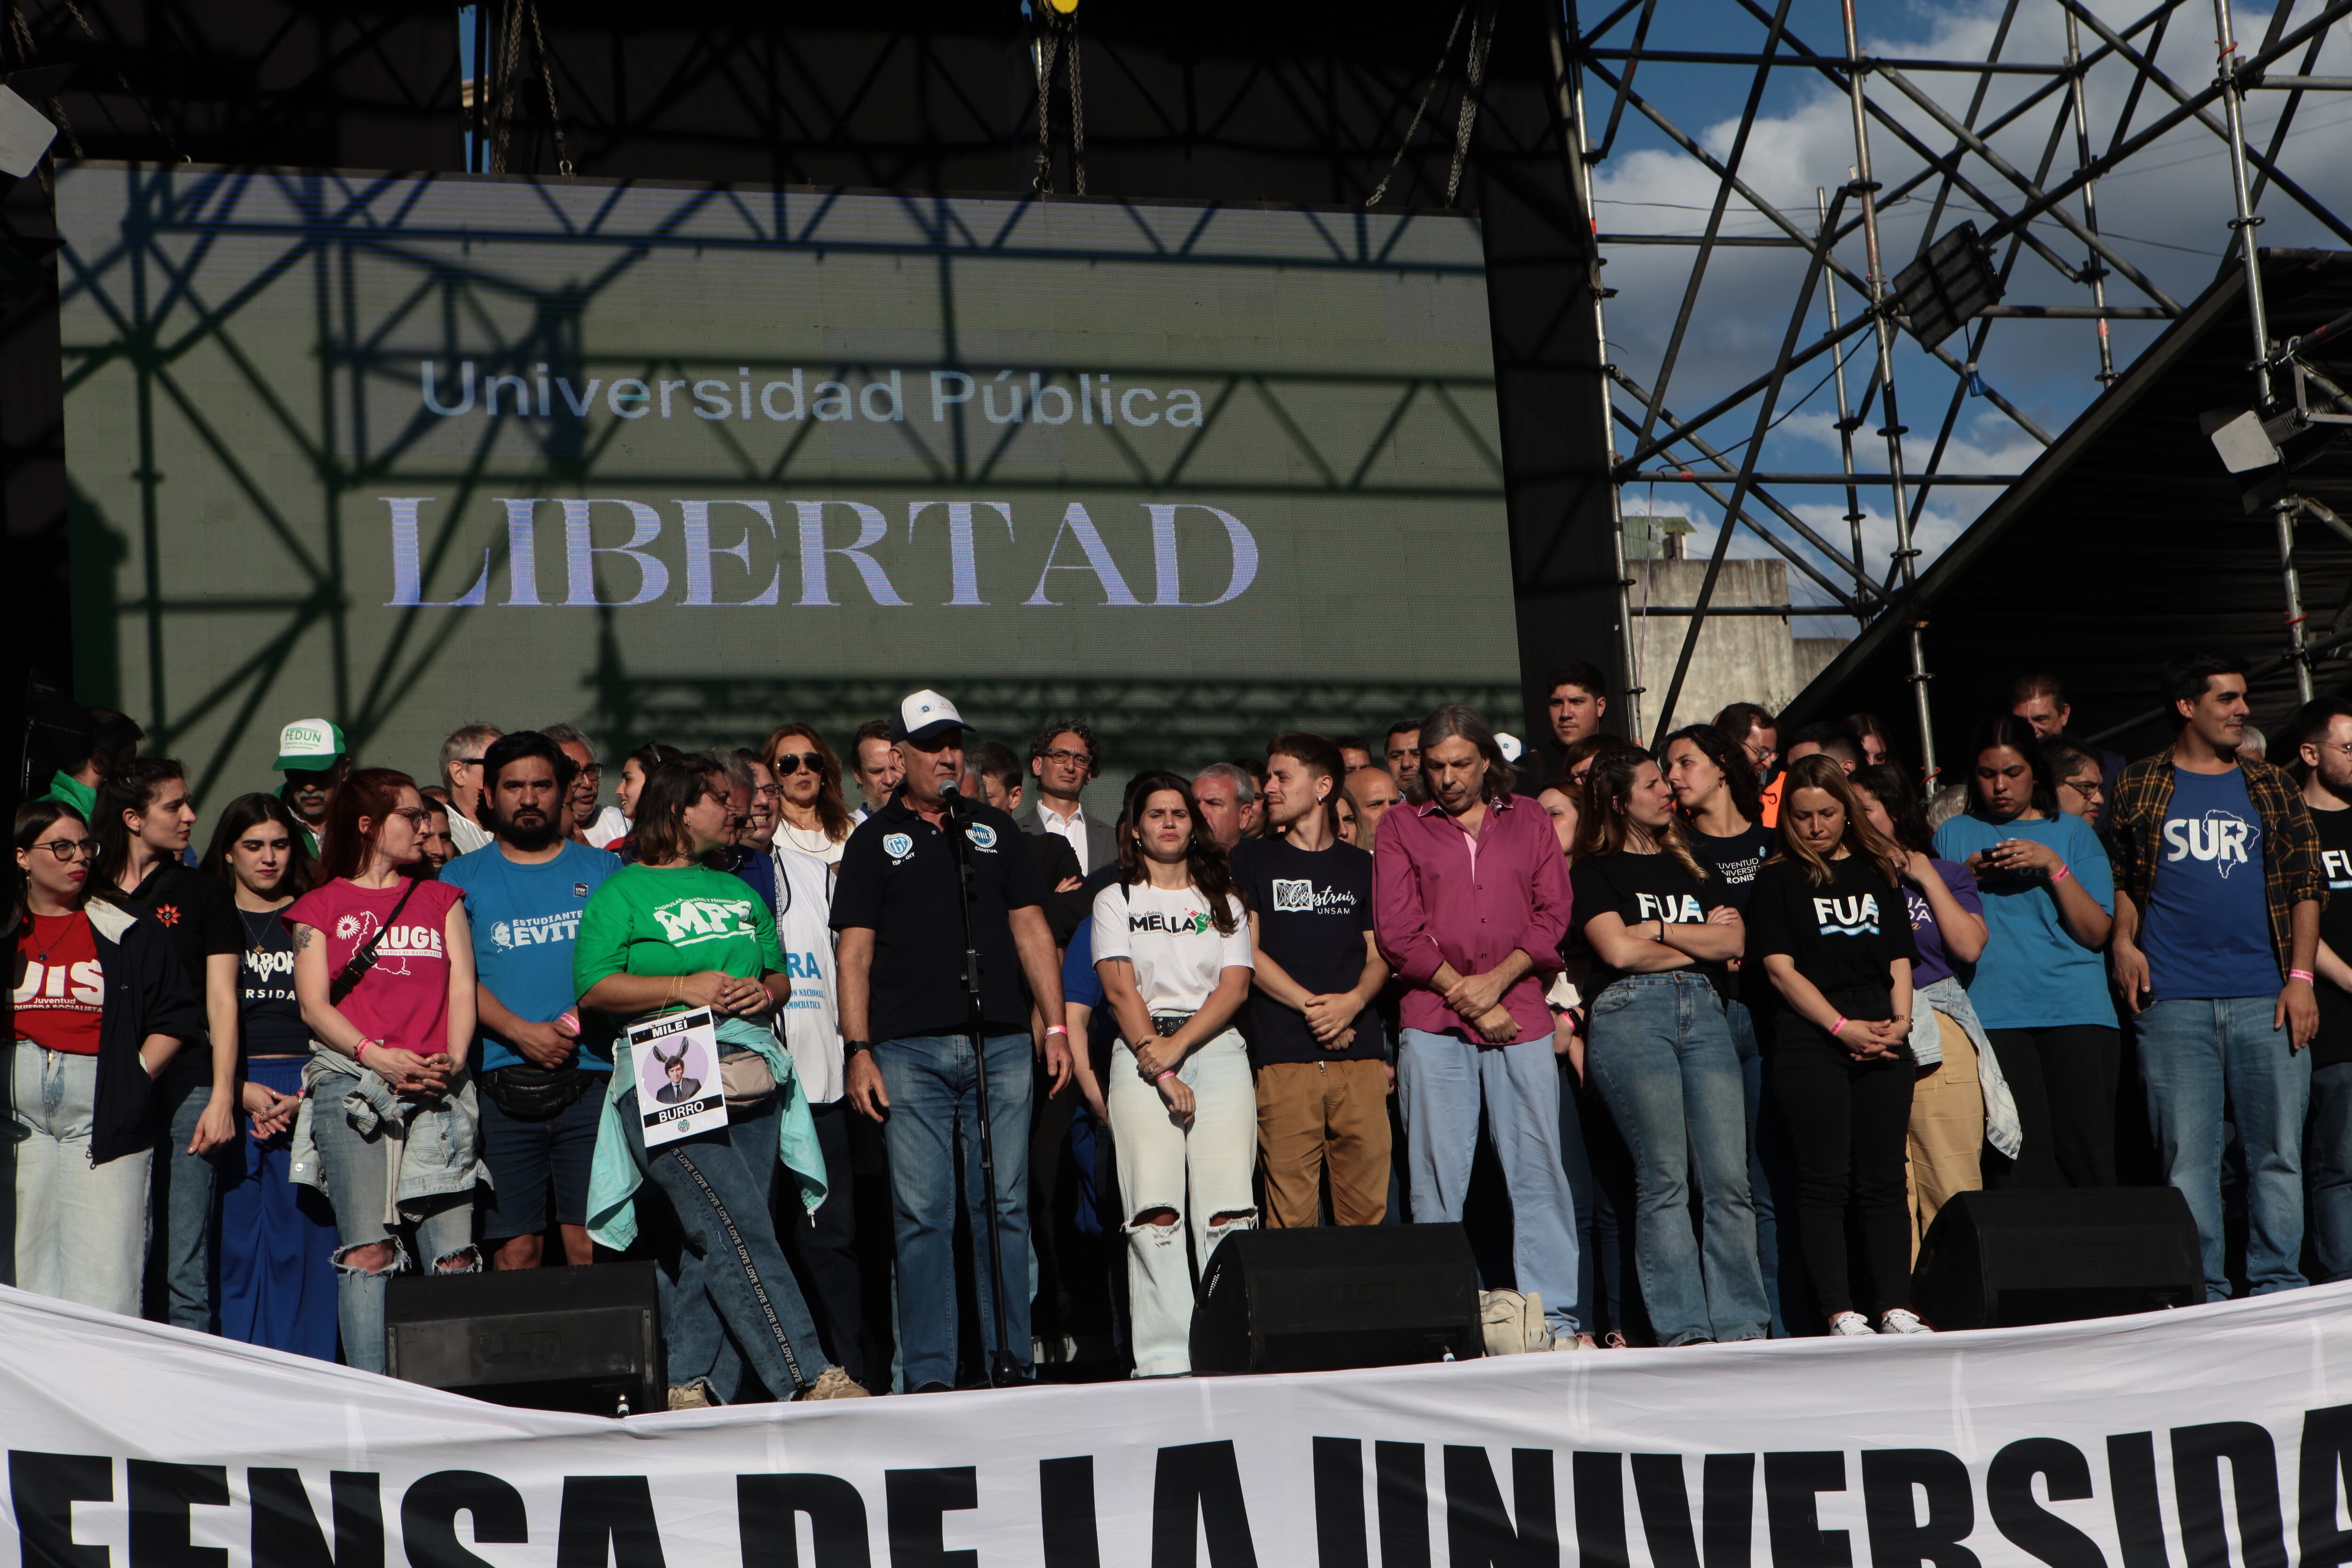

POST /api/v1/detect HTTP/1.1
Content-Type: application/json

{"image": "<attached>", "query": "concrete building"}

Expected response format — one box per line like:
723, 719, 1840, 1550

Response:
1622, 522, 1849, 735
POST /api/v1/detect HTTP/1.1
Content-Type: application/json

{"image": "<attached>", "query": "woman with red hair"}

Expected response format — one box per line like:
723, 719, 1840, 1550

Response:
285, 767, 482, 1373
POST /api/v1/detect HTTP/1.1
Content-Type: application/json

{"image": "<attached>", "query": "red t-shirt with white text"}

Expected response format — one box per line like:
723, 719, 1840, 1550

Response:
11, 912, 103, 1055
285, 878, 463, 1057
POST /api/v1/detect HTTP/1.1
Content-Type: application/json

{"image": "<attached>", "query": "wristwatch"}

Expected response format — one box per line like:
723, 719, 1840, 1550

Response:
842, 1039, 874, 1059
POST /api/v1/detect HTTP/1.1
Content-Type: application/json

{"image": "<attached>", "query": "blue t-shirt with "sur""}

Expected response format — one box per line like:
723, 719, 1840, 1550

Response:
2138, 766, 2277, 1001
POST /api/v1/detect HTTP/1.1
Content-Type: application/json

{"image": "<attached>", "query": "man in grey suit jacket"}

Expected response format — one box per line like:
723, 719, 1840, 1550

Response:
1014, 718, 1117, 876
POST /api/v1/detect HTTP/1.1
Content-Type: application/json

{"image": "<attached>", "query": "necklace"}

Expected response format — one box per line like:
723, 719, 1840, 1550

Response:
23, 907, 87, 969
779, 821, 836, 853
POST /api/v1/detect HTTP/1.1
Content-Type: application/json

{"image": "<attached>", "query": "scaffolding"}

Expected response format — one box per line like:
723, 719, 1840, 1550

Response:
1558, 0, 2352, 766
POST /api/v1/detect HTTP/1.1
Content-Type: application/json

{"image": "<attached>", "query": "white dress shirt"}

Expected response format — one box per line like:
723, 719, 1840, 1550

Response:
1036, 799, 1091, 873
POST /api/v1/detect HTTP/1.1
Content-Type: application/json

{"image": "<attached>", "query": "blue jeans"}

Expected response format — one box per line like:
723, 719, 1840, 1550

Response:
620, 1081, 830, 1401
7, 1043, 151, 1316
874, 1032, 1033, 1390
307, 1075, 476, 1375
1554, 1056, 1596, 1334
1586, 973, 1766, 1345
1727, 1000, 1779, 1335
2311, 1062, 2352, 1285
152, 1055, 232, 1331
1398, 1029, 1582, 1336
2136, 995, 2310, 1300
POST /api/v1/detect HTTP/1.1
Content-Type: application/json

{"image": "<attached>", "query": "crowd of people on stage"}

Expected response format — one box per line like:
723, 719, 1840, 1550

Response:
9, 648, 2351, 1400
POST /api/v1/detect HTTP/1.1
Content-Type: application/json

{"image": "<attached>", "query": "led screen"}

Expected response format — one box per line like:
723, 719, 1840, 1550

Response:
59, 166, 1520, 797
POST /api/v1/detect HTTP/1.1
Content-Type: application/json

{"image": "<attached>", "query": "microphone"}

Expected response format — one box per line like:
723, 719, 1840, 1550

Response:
939, 778, 971, 814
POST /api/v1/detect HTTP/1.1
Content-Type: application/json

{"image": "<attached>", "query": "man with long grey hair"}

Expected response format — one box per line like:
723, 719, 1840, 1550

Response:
1372, 703, 1584, 1346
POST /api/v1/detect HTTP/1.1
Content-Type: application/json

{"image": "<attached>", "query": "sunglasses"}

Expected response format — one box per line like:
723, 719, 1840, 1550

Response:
770, 752, 825, 776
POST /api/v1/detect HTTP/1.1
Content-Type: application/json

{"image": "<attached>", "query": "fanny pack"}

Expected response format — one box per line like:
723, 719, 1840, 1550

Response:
718, 1045, 777, 1106
479, 1062, 596, 1122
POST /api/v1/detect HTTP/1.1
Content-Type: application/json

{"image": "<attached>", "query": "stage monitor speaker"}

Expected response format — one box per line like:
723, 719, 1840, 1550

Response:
386, 1262, 661, 1416
1190, 1224, 1481, 1374
1911, 1188, 2202, 1330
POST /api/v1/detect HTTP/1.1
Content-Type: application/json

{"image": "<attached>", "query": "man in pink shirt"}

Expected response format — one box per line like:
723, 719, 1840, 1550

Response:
1373, 704, 1583, 1347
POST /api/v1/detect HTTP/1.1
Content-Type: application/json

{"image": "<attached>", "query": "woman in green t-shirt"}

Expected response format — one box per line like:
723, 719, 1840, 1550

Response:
575, 755, 865, 1406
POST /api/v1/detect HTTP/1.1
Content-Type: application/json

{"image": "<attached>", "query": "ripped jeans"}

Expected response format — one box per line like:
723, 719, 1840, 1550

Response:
307, 1084, 475, 1374
1106, 1029, 1257, 1377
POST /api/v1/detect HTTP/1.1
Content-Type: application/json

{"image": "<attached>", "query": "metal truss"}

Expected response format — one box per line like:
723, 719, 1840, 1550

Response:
1559, 0, 2352, 770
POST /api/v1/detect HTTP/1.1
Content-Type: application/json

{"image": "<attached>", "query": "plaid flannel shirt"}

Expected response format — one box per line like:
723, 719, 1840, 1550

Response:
2105, 749, 2326, 979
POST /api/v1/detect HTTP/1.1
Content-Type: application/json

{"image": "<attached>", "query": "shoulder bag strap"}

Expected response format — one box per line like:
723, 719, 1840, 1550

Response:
328, 876, 422, 1006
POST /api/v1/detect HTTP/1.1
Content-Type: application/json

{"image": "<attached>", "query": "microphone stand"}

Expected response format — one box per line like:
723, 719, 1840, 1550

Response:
939, 783, 1026, 1388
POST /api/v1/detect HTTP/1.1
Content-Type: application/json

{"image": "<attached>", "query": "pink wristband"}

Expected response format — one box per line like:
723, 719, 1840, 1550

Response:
2291, 969, 2316, 984
1828, 1016, 1849, 1039
1045, 1025, 1069, 1038
2050, 862, 2073, 884
1154, 1067, 1178, 1083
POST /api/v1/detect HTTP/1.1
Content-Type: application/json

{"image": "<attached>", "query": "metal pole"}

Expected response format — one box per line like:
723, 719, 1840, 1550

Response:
1840, 0, 1937, 782
2278, 499, 2315, 701
2214, 0, 2306, 700
1556, 8, 1644, 740
1815, 185, 1869, 627
942, 788, 1025, 1388
2063, 9, 2117, 384
2212, 0, 2273, 404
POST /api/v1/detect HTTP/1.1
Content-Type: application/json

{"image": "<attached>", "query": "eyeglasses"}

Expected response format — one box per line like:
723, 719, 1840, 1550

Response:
770, 752, 824, 776
387, 807, 434, 827
455, 756, 484, 768
575, 764, 603, 783
2059, 776, 2106, 797
752, 783, 785, 800
28, 838, 95, 861
1037, 747, 1093, 767
2313, 741, 2352, 760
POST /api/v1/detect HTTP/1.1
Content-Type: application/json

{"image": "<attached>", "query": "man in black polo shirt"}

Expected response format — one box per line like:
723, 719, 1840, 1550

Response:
834, 690, 1073, 1391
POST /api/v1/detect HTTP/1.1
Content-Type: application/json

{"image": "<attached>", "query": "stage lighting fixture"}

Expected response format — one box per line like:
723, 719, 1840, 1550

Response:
1891, 223, 2002, 352
0, 80, 57, 178
2201, 407, 2284, 474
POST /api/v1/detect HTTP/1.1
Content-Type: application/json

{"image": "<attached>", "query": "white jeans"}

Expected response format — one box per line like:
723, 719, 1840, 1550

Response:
1106, 1029, 1258, 1377
8, 1042, 151, 1315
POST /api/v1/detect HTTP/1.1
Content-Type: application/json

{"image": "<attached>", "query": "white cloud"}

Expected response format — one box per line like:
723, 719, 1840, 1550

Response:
1589, 0, 2352, 590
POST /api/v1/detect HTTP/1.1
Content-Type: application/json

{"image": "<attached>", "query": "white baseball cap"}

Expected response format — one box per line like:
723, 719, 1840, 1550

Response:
274, 718, 347, 772
889, 689, 974, 748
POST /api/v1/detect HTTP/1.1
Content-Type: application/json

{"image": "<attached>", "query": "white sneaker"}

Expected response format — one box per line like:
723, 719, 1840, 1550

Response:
1549, 1334, 1592, 1352
1877, 1308, 1935, 1335
1828, 1312, 1875, 1337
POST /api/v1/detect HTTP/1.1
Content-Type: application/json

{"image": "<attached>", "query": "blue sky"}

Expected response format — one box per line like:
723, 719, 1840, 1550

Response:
1578, 0, 2352, 632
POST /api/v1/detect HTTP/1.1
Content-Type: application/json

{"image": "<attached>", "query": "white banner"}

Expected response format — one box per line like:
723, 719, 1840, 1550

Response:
5, 1280, 2352, 1568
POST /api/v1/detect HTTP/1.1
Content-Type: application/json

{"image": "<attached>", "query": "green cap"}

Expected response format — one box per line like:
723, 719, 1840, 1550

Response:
275, 718, 346, 773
